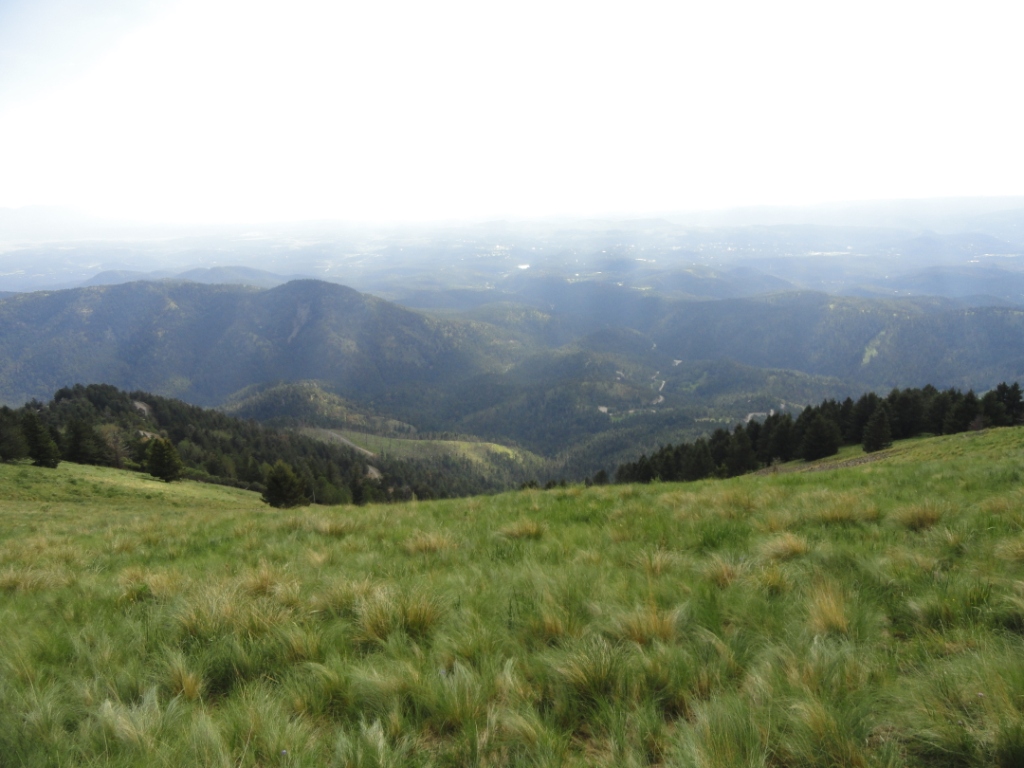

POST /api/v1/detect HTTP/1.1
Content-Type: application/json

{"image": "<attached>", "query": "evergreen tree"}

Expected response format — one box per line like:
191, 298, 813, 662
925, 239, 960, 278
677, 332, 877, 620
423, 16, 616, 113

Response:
725, 425, 758, 477
262, 461, 309, 508
63, 419, 110, 465
862, 403, 893, 453
943, 390, 980, 434
0, 407, 28, 462
22, 411, 60, 468
847, 393, 881, 445
682, 439, 715, 481
766, 413, 796, 462
799, 414, 842, 461
147, 438, 185, 482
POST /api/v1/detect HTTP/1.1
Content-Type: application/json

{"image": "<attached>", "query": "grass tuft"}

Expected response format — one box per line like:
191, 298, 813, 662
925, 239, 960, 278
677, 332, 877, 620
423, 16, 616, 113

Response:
404, 531, 456, 554
807, 581, 850, 637
893, 502, 944, 531
499, 519, 545, 540
703, 554, 743, 588
760, 532, 809, 561
996, 537, 1024, 562
611, 605, 679, 645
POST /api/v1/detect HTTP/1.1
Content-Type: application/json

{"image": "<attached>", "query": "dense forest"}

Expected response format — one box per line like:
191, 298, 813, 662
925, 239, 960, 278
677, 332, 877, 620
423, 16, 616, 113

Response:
614, 382, 1024, 484
0, 384, 526, 503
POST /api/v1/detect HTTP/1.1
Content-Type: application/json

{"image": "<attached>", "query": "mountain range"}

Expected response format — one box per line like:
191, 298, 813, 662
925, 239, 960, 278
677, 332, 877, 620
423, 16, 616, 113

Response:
2, 275, 1023, 477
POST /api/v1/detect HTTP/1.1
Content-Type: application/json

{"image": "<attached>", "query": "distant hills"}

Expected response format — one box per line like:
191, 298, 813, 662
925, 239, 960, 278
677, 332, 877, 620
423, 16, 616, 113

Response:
4, 202, 1023, 482
0, 279, 507, 407
82, 265, 304, 289
2, 277, 1023, 478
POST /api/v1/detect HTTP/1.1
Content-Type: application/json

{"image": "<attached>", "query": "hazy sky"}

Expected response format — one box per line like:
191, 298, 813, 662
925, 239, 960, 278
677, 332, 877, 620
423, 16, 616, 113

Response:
1, 0, 1022, 224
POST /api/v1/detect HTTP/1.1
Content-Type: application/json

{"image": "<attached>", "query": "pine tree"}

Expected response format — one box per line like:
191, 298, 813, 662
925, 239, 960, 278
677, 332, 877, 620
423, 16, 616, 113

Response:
22, 411, 60, 468
148, 438, 185, 482
862, 403, 893, 453
262, 461, 309, 508
799, 414, 842, 461
63, 419, 110, 465
0, 407, 28, 462
725, 425, 758, 477
682, 439, 715, 481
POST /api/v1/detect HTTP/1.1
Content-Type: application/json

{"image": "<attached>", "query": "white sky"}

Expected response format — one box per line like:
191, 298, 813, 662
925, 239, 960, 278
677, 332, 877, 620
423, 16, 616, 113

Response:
0, 0, 1022, 225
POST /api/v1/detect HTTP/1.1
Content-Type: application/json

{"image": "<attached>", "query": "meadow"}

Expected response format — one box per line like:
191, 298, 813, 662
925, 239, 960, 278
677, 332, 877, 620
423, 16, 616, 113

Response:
3, 429, 1024, 766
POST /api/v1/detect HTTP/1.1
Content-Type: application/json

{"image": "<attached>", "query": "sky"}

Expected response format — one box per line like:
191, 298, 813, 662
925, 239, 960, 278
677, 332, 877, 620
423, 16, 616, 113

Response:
0, 0, 1022, 225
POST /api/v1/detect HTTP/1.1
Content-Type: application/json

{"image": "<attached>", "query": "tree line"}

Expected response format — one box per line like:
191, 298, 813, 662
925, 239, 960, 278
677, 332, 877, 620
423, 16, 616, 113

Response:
614, 382, 1024, 484
0, 384, 516, 506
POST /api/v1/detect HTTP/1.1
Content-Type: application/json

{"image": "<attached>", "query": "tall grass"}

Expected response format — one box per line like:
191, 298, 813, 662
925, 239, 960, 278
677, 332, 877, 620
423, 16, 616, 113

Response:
3, 427, 1024, 764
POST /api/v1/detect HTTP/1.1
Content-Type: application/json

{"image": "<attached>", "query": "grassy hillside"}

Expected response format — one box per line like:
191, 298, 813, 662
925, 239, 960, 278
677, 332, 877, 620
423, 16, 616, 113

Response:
304, 428, 545, 468
4, 430, 1024, 765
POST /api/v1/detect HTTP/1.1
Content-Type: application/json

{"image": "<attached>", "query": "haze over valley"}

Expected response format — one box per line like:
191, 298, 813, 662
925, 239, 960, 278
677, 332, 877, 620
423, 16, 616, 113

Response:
2, 0, 1023, 486
3, 198, 1024, 483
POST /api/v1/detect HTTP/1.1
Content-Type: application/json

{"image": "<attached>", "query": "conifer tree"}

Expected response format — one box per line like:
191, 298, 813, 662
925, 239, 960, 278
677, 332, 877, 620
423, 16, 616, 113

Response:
0, 407, 28, 462
799, 414, 842, 461
22, 411, 60, 468
862, 403, 893, 453
148, 438, 185, 482
262, 461, 309, 508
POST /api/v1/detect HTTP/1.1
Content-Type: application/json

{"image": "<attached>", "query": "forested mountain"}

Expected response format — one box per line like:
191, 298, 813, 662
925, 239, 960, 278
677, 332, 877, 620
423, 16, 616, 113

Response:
0, 384, 531, 500
2, 277, 1024, 481
647, 292, 1024, 389
0, 279, 512, 406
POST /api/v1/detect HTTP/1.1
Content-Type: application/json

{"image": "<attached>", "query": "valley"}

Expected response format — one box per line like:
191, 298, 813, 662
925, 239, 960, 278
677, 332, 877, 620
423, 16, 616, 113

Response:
2, 200, 1023, 486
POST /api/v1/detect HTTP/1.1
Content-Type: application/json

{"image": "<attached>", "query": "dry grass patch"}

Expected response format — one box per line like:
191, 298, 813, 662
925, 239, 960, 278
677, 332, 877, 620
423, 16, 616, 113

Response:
703, 554, 743, 588
807, 491, 880, 525
635, 549, 679, 576
500, 519, 545, 540
310, 578, 374, 618
807, 582, 850, 637
354, 587, 448, 643
177, 585, 293, 641
0, 565, 74, 593
715, 488, 758, 517
754, 509, 796, 533
977, 490, 1024, 518
893, 502, 944, 531
279, 625, 323, 662
883, 547, 938, 577
612, 606, 679, 645
240, 561, 285, 596
308, 515, 362, 538
528, 600, 587, 645
995, 537, 1024, 562
404, 531, 456, 555
164, 651, 204, 701
754, 562, 792, 595
117, 566, 185, 603
760, 533, 809, 561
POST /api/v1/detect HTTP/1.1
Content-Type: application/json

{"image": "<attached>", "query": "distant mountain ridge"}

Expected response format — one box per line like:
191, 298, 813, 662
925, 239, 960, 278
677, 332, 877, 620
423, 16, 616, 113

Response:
2, 278, 1024, 474
0, 279, 510, 407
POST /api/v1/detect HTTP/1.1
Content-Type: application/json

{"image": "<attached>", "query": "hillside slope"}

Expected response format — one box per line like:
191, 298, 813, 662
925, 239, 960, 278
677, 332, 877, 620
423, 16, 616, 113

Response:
4, 429, 1024, 765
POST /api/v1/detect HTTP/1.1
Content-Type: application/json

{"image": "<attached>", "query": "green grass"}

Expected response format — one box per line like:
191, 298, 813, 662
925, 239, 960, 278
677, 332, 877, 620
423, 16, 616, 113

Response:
4, 428, 1024, 765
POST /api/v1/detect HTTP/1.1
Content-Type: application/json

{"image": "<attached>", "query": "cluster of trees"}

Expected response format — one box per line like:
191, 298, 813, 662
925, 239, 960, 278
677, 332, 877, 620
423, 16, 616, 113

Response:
0, 384, 507, 505
615, 382, 1024, 484
0, 408, 61, 467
